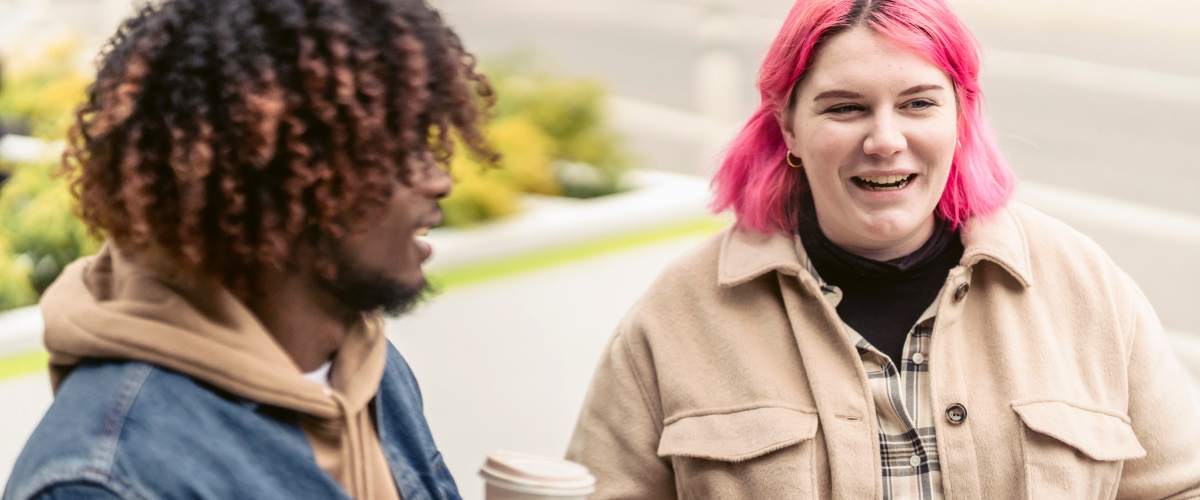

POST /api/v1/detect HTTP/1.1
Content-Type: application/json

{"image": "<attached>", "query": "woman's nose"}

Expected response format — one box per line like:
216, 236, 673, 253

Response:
862, 113, 907, 158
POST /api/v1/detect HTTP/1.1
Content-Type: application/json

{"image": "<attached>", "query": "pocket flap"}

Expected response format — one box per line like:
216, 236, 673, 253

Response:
1012, 400, 1146, 461
657, 406, 818, 462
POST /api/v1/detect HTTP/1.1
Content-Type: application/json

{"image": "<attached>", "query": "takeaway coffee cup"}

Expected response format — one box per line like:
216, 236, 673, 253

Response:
479, 451, 596, 500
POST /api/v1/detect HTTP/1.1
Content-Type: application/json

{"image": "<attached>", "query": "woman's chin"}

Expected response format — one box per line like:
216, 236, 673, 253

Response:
841, 212, 936, 257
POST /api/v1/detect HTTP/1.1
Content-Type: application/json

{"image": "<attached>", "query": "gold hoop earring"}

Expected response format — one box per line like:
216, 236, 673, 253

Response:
786, 150, 802, 168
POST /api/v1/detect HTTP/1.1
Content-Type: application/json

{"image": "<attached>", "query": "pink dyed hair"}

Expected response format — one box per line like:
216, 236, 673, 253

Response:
710, 0, 1014, 233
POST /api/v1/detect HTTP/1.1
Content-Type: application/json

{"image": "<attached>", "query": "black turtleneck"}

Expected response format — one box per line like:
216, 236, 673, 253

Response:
798, 196, 964, 364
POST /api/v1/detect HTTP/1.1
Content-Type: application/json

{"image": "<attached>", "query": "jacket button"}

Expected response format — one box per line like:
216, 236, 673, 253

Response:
953, 282, 970, 302
946, 403, 967, 424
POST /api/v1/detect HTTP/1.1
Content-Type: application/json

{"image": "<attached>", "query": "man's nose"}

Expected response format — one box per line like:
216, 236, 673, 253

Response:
414, 160, 452, 199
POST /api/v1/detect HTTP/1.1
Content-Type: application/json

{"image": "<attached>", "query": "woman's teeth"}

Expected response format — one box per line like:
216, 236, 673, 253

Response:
414, 227, 430, 237
854, 174, 915, 191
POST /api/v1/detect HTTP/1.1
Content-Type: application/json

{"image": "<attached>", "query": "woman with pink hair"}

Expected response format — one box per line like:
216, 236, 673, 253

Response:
566, 0, 1200, 498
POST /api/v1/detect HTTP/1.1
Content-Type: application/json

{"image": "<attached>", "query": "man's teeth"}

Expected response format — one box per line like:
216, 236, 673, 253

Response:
855, 174, 914, 191
414, 227, 430, 237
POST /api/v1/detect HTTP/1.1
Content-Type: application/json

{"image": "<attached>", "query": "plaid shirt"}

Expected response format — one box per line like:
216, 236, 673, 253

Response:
803, 253, 946, 500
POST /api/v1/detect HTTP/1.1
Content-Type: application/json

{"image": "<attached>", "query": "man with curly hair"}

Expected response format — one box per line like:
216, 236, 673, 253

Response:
3, 0, 497, 498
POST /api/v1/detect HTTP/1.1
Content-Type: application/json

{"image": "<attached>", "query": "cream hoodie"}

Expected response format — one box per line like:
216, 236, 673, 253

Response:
39, 244, 401, 500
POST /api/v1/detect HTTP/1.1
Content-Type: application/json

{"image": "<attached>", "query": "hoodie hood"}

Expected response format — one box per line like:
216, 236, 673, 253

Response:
39, 243, 387, 420
40, 243, 400, 499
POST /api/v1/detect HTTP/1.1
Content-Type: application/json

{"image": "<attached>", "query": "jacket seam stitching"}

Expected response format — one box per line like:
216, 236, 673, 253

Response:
1118, 270, 1139, 367
1010, 397, 1131, 423
618, 331, 664, 434
1012, 204, 1031, 283
663, 402, 817, 425
664, 437, 807, 463
1020, 424, 1034, 499
90, 363, 153, 482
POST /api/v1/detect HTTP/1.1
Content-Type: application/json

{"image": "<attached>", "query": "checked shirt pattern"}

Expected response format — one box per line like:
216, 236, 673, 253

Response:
802, 252, 946, 500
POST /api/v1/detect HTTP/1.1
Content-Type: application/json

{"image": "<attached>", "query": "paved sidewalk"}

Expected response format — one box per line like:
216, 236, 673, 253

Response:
389, 235, 706, 499
0, 373, 53, 484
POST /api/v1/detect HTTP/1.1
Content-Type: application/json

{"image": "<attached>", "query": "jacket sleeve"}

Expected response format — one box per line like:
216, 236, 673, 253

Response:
1116, 273, 1200, 499
565, 329, 678, 500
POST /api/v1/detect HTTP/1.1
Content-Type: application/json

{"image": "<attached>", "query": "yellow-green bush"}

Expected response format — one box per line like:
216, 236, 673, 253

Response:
0, 40, 96, 311
0, 238, 36, 311
438, 58, 634, 226
440, 117, 557, 227
0, 159, 102, 303
0, 39, 90, 140
489, 67, 631, 198
0, 45, 637, 311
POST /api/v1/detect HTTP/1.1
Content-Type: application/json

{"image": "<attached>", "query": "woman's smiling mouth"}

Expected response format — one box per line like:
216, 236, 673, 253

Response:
852, 174, 917, 191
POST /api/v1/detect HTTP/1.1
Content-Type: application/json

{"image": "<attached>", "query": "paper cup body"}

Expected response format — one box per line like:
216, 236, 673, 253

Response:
485, 483, 589, 500
480, 451, 596, 500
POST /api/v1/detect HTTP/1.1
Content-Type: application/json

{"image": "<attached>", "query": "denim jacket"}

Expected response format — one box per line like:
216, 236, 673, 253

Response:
3, 343, 461, 500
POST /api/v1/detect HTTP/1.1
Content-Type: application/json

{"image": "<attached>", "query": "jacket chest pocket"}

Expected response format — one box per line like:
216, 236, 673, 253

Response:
1012, 400, 1146, 499
657, 405, 819, 500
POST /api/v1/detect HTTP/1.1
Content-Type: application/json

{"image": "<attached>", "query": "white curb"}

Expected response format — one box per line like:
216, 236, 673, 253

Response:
423, 169, 713, 271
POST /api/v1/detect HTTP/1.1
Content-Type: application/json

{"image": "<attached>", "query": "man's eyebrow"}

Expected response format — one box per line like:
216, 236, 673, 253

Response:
812, 89, 863, 100
899, 84, 945, 96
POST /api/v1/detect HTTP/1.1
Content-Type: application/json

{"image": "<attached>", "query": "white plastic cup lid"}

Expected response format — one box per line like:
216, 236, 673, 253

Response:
479, 451, 596, 497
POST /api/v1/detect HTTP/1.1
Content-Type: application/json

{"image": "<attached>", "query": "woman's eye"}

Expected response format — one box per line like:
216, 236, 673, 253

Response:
826, 104, 863, 114
905, 99, 936, 110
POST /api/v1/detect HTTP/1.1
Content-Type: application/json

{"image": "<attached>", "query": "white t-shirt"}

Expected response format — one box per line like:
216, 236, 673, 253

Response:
302, 360, 333, 387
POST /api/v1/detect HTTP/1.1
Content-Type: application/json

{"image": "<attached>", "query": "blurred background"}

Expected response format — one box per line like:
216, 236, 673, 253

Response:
0, 0, 1198, 497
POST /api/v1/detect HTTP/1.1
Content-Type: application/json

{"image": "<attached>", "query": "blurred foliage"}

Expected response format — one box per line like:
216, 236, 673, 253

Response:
0, 39, 97, 311
0, 38, 90, 140
439, 54, 634, 226
441, 117, 556, 227
0, 159, 102, 310
0, 238, 37, 312
0, 46, 637, 310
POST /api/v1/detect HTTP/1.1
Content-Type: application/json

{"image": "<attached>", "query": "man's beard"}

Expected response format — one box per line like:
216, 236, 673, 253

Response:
317, 256, 431, 316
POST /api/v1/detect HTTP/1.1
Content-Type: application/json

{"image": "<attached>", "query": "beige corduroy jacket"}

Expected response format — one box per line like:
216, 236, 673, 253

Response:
566, 203, 1200, 499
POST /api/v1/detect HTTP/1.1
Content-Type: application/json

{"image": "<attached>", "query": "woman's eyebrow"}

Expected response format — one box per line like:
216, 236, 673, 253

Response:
813, 85, 944, 101
813, 89, 864, 100
899, 84, 945, 96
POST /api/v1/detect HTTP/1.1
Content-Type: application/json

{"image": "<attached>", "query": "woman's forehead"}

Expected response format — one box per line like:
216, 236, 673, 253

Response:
800, 28, 952, 95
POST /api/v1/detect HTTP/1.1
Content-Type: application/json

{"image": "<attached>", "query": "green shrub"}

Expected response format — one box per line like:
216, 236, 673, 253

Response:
0, 46, 637, 311
0, 39, 90, 140
489, 62, 632, 198
0, 159, 101, 299
438, 56, 635, 226
0, 238, 36, 311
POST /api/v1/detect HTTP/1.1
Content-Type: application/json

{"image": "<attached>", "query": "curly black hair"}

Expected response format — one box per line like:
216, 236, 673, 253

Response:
66, 0, 497, 294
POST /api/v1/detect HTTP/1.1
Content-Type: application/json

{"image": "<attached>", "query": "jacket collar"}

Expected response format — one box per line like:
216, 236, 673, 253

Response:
717, 203, 1033, 289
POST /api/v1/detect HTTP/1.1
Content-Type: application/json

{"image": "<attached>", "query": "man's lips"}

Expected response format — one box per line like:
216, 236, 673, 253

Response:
412, 210, 442, 262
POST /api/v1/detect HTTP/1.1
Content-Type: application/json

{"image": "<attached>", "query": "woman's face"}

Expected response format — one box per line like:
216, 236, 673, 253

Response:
782, 27, 958, 261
